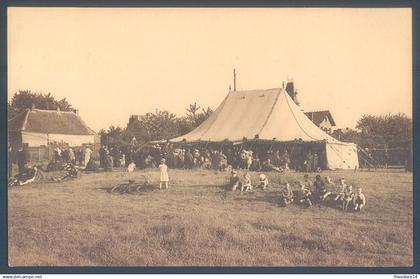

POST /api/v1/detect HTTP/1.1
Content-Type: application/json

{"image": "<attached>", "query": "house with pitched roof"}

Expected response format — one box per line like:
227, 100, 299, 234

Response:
8, 107, 97, 161
304, 110, 336, 130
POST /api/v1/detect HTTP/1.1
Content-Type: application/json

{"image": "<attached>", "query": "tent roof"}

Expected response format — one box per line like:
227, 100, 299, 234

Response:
170, 88, 339, 143
8, 108, 96, 135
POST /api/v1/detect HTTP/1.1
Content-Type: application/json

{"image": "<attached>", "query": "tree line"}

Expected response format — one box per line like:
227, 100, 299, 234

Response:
100, 103, 213, 146
8, 90, 74, 119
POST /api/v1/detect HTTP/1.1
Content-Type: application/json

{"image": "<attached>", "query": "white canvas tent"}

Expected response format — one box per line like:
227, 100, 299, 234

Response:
170, 88, 359, 170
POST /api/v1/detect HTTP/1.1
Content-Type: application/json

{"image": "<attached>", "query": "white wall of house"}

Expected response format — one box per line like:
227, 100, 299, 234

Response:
319, 117, 333, 130
22, 131, 95, 147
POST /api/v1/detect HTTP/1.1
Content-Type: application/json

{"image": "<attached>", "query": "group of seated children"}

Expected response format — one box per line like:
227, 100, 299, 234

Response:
280, 174, 366, 211
229, 170, 270, 192
228, 172, 366, 212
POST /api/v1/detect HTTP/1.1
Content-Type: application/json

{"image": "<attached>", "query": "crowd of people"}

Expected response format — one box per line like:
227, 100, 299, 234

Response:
131, 143, 325, 173
7, 143, 91, 186
50, 145, 93, 168
8, 142, 367, 212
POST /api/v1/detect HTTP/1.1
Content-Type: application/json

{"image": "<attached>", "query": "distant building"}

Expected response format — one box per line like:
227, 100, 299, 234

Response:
8, 107, 98, 161
304, 110, 336, 130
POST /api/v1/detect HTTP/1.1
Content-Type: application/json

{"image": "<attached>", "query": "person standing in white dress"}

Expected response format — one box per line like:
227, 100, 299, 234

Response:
159, 158, 169, 190
84, 146, 92, 167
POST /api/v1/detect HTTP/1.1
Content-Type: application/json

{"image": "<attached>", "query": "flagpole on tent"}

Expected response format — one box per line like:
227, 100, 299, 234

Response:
233, 68, 237, 91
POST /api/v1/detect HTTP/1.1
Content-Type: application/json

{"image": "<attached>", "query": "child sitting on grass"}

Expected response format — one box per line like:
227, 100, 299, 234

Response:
353, 187, 366, 211
314, 174, 331, 201
258, 173, 269, 190
241, 172, 253, 192
158, 158, 169, 190
334, 178, 347, 201
342, 184, 354, 211
303, 174, 313, 189
230, 170, 241, 191
298, 181, 313, 207
281, 182, 294, 206
324, 176, 335, 188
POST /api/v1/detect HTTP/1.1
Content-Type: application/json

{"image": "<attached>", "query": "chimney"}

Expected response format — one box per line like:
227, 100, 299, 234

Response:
285, 81, 295, 101
57, 107, 60, 112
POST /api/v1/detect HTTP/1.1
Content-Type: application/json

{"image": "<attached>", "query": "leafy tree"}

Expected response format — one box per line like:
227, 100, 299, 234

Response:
125, 102, 213, 145
331, 113, 412, 168
99, 125, 134, 153
8, 90, 74, 119
126, 110, 181, 142
186, 102, 213, 127
356, 113, 412, 149
194, 106, 213, 127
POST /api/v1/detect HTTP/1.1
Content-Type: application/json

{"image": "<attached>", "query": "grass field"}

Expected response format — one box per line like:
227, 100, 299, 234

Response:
8, 168, 413, 267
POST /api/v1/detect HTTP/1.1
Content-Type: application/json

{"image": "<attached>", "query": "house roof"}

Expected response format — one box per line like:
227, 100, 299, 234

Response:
8, 108, 96, 135
304, 110, 336, 127
169, 88, 338, 143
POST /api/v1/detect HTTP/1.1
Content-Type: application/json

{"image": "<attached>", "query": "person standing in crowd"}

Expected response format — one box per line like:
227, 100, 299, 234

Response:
62, 148, 70, 163
184, 149, 194, 169
250, 155, 261, 171
84, 145, 92, 167
8, 145, 13, 178
54, 146, 62, 163
305, 151, 313, 172
127, 161, 136, 172
282, 149, 290, 171
120, 154, 126, 168
313, 152, 319, 172
68, 148, 76, 165
125, 147, 134, 167
158, 158, 169, 190
76, 148, 83, 166
16, 146, 27, 175
104, 148, 113, 171
99, 145, 106, 168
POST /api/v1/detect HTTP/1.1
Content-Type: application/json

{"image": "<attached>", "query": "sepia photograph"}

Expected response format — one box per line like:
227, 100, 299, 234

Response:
6, 7, 413, 267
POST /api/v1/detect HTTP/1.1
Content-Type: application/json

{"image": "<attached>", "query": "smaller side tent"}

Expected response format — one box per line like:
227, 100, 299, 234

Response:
325, 142, 359, 170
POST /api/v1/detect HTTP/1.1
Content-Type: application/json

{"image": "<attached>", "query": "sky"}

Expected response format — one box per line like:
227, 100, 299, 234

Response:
8, 8, 412, 132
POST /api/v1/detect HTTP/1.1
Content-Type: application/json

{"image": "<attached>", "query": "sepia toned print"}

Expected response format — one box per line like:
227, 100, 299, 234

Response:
7, 8, 412, 266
